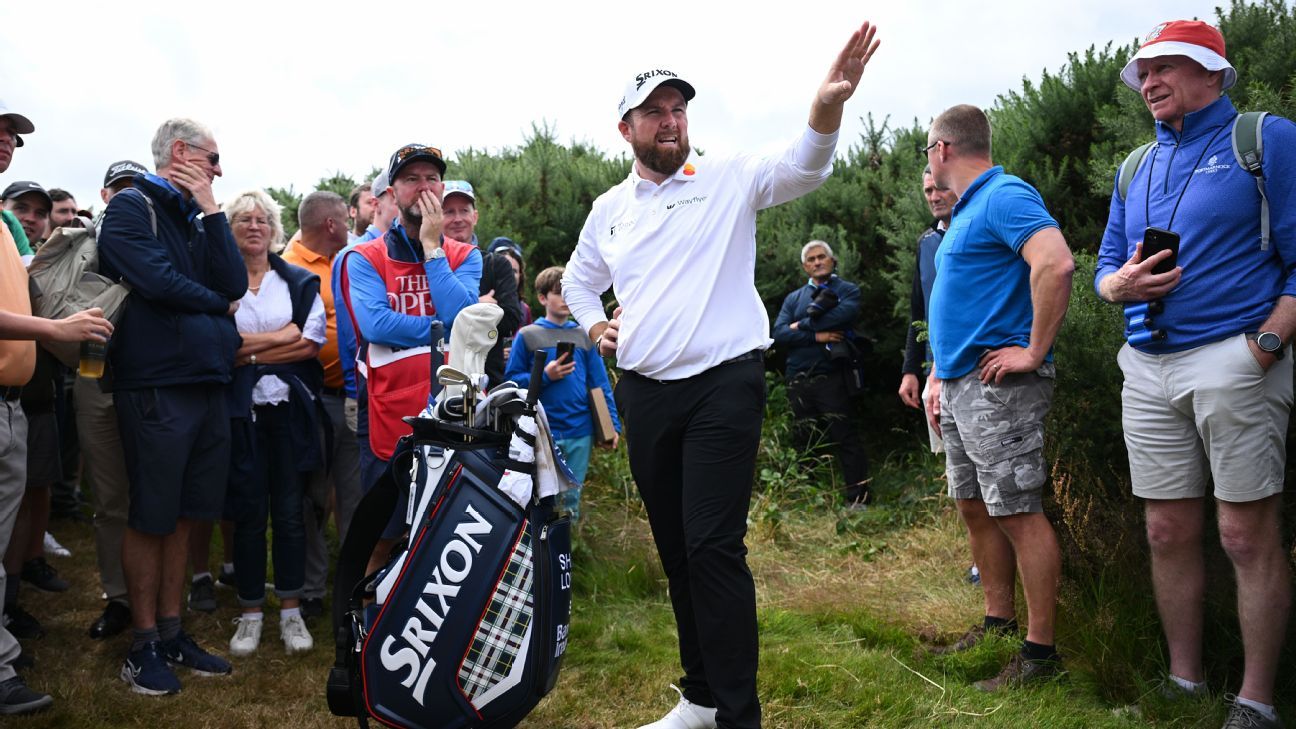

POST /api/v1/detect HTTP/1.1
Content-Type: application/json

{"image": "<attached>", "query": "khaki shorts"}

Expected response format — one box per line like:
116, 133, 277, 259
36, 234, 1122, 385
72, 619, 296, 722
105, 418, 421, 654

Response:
940, 363, 1055, 516
1118, 333, 1292, 502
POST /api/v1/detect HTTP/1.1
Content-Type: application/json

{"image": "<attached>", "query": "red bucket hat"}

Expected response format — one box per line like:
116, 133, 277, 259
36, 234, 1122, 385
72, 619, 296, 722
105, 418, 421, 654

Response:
1120, 20, 1237, 92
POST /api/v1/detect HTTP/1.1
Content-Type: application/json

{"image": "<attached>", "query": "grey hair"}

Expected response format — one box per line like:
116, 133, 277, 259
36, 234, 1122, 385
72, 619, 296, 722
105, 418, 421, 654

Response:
800, 240, 835, 263
299, 190, 346, 231
222, 189, 284, 253
151, 118, 215, 169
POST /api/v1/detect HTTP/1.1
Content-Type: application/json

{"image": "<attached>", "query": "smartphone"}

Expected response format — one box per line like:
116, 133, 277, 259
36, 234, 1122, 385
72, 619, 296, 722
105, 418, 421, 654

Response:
556, 341, 575, 361
1142, 227, 1180, 275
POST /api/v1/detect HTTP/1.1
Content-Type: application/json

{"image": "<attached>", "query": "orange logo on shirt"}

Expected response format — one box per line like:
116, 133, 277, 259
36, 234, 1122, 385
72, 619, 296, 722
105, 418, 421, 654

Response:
683, 164, 696, 176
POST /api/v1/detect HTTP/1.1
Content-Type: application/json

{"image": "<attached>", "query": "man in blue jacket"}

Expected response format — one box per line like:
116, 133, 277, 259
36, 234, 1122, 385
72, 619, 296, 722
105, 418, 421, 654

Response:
772, 240, 869, 507
337, 144, 480, 574
99, 118, 247, 696
1094, 21, 1296, 729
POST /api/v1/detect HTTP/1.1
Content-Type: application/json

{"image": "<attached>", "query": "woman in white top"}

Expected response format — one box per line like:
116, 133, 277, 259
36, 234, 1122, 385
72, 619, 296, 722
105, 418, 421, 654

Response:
222, 190, 327, 657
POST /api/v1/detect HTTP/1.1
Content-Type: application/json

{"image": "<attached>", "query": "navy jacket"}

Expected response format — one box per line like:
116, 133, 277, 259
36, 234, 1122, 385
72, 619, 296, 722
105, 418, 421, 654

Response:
99, 174, 247, 389
772, 274, 862, 378
228, 254, 328, 473
901, 223, 944, 376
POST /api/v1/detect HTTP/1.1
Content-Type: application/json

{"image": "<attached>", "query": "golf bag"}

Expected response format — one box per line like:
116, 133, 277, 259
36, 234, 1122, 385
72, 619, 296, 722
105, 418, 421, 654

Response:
328, 339, 573, 729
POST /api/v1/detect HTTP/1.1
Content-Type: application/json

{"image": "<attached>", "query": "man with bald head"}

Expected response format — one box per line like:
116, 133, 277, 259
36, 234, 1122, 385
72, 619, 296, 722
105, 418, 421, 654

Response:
924, 103, 1074, 693
282, 191, 360, 619
562, 24, 881, 729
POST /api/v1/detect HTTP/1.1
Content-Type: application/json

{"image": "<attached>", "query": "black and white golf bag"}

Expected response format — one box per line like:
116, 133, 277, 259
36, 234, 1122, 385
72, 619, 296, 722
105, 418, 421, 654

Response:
327, 345, 574, 729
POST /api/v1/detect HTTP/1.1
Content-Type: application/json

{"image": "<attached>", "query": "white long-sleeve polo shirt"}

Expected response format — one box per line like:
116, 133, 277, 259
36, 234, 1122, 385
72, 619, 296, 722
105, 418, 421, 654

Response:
562, 124, 839, 381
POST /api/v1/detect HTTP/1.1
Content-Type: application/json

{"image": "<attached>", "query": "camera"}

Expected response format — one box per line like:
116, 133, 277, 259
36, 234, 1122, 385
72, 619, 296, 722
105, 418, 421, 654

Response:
806, 287, 839, 319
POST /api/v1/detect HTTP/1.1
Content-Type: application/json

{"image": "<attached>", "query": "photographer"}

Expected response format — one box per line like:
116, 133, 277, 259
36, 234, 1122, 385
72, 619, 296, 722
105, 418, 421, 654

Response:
772, 240, 870, 508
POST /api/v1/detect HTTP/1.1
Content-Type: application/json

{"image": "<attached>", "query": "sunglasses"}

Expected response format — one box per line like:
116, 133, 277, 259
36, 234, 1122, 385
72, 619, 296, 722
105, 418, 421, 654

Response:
393, 144, 443, 165
185, 141, 220, 167
918, 139, 948, 158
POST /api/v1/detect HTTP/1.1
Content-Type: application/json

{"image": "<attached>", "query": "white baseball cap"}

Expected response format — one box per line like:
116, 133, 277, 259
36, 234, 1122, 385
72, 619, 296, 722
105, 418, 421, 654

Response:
617, 69, 695, 121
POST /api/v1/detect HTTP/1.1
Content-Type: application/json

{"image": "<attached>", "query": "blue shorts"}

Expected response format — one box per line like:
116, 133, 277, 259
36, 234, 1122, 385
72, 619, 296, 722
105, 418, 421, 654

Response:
115, 384, 230, 535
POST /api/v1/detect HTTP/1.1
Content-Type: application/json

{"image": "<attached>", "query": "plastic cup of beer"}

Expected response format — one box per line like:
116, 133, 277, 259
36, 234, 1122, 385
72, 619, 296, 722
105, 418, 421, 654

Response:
79, 339, 108, 379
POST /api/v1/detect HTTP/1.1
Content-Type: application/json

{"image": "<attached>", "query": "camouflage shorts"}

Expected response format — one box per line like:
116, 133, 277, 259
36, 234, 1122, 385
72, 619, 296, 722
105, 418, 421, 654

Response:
940, 363, 1055, 516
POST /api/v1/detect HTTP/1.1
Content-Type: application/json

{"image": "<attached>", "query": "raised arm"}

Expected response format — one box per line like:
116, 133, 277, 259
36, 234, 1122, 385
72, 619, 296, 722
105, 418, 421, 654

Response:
808, 22, 881, 135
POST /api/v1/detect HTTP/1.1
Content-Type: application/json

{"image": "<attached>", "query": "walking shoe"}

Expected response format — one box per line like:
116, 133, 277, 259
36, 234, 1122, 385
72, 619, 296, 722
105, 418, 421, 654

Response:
42, 532, 71, 558
0, 676, 53, 715
1222, 698, 1285, 729
3, 604, 45, 639
280, 614, 314, 654
973, 652, 1064, 692
89, 601, 133, 640
20, 557, 69, 592
162, 630, 232, 676
188, 575, 217, 613
928, 620, 1016, 656
966, 564, 981, 585
216, 565, 237, 589
121, 641, 181, 696
1155, 675, 1208, 701
638, 685, 718, 729
300, 597, 325, 621
229, 617, 263, 657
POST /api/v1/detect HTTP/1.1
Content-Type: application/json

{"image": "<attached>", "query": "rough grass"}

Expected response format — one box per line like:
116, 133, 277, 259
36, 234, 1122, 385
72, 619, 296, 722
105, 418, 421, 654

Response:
9, 447, 1280, 727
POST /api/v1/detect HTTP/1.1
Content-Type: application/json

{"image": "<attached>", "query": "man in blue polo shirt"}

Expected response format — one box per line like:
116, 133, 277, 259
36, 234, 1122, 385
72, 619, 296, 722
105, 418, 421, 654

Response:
923, 103, 1074, 691
1094, 21, 1296, 728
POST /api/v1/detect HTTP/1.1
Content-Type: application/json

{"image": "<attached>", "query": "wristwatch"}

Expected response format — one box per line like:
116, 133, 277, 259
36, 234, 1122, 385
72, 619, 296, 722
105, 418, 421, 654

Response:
427, 247, 446, 260
1248, 331, 1286, 359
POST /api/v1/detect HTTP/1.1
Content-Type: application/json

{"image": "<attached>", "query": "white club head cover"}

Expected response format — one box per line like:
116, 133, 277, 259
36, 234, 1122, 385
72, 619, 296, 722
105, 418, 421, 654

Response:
446, 302, 503, 399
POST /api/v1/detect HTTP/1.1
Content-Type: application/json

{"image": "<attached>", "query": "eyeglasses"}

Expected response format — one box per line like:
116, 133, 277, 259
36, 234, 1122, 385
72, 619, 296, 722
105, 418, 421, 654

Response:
918, 139, 948, 158
185, 141, 220, 167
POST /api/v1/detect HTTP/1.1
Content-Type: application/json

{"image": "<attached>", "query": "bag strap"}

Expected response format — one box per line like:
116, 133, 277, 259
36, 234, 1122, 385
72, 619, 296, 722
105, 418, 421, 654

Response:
1231, 111, 1269, 250
329, 437, 413, 726
1116, 142, 1156, 201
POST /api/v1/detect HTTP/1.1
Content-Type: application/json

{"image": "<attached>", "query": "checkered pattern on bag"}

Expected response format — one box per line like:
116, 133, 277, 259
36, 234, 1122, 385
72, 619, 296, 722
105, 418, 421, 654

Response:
458, 525, 535, 701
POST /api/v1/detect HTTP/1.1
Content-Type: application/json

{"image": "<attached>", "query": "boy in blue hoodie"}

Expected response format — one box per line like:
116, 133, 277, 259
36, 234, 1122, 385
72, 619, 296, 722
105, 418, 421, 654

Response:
505, 266, 619, 521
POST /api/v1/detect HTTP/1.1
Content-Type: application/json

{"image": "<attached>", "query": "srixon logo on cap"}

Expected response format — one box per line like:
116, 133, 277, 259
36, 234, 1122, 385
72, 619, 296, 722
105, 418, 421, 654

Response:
635, 69, 679, 90
378, 504, 493, 706
1145, 22, 1168, 41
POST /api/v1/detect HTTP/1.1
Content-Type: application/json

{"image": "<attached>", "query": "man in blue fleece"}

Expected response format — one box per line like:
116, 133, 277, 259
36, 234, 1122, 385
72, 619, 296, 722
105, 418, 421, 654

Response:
336, 144, 480, 572
98, 118, 246, 695
1094, 20, 1296, 729
505, 266, 619, 522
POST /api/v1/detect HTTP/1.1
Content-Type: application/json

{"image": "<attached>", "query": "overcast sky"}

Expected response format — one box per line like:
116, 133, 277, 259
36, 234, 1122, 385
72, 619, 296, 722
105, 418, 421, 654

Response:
2, 0, 1225, 211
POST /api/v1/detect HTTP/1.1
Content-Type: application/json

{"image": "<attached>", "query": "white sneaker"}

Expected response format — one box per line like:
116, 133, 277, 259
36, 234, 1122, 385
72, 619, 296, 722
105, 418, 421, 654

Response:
43, 532, 71, 558
229, 616, 263, 656
280, 613, 314, 655
638, 685, 718, 729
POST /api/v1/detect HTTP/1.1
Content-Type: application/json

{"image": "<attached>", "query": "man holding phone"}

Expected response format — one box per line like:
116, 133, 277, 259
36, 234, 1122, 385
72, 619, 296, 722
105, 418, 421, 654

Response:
1094, 20, 1296, 728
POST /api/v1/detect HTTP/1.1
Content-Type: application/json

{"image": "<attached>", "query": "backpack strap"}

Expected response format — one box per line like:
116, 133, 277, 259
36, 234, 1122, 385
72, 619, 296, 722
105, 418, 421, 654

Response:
1232, 111, 1269, 250
1116, 142, 1156, 201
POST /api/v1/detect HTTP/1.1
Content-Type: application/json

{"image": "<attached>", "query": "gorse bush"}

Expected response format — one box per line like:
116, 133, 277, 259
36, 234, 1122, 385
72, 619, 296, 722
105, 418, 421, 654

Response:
265, 0, 1295, 701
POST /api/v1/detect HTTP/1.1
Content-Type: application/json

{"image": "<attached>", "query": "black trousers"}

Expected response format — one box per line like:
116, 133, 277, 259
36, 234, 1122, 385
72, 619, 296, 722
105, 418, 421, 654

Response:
786, 369, 870, 500
615, 359, 765, 729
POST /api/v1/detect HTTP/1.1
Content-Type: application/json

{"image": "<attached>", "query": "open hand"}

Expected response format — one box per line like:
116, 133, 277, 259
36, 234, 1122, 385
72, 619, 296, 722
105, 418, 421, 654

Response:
817, 22, 881, 106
